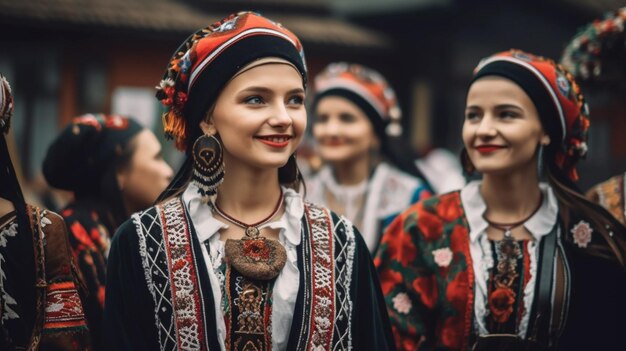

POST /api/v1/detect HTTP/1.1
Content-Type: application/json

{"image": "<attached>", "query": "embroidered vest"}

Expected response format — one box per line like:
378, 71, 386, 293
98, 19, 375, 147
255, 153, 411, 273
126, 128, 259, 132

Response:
134, 197, 357, 351
1, 205, 90, 350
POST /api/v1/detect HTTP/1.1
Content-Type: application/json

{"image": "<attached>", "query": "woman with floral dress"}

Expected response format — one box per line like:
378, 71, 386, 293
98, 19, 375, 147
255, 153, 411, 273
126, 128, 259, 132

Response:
376, 50, 626, 350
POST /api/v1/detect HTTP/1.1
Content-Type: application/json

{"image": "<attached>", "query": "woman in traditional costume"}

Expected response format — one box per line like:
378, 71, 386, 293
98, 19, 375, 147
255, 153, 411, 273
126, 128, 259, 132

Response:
561, 7, 626, 226
43, 114, 173, 349
104, 12, 393, 351
376, 50, 626, 350
0, 75, 90, 350
307, 62, 431, 254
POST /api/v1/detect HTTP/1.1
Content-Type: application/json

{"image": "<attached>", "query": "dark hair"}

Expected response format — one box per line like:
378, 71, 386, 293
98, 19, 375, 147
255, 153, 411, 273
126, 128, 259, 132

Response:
542, 146, 626, 268
156, 153, 304, 204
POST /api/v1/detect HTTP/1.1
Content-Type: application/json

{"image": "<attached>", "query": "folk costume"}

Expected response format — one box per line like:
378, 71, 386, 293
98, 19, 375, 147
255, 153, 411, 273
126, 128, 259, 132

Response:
376, 51, 626, 350
43, 114, 143, 350
561, 7, 626, 226
103, 12, 394, 351
0, 75, 90, 350
307, 63, 431, 254
586, 173, 626, 225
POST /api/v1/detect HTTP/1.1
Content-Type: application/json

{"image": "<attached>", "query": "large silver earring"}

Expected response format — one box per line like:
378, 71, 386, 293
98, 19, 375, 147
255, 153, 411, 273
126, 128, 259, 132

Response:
537, 144, 545, 178
192, 134, 225, 203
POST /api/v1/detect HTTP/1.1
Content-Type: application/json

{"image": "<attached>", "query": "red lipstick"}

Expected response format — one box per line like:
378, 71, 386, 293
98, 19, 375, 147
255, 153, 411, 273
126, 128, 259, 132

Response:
255, 134, 292, 148
323, 139, 344, 147
475, 145, 505, 154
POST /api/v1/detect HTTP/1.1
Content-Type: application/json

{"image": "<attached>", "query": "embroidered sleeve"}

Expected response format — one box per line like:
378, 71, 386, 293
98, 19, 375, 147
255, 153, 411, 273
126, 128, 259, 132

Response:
375, 204, 437, 351
37, 209, 91, 350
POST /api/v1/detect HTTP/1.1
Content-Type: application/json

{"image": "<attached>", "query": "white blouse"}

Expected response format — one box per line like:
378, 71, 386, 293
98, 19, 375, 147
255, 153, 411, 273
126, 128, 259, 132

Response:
182, 183, 303, 351
460, 180, 559, 338
307, 162, 422, 252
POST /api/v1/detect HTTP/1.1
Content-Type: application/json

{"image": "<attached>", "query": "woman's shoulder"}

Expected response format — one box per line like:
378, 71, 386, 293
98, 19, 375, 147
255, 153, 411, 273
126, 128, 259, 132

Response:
116, 197, 189, 242
303, 201, 349, 225
303, 201, 357, 235
397, 190, 464, 221
59, 200, 113, 232
378, 162, 426, 191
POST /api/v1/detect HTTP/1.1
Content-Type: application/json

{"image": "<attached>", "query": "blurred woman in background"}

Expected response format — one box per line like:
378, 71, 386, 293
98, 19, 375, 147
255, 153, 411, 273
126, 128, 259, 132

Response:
1, 75, 90, 350
307, 62, 431, 254
43, 114, 172, 349
561, 7, 626, 226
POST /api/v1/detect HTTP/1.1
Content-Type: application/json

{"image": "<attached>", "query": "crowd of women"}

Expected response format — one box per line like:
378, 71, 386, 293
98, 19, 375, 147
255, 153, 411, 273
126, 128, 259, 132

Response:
1, 8, 626, 351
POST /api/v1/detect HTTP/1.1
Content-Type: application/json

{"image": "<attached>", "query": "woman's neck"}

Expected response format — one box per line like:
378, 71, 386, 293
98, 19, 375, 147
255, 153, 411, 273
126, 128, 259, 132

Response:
481, 169, 542, 223
331, 154, 372, 186
215, 161, 282, 223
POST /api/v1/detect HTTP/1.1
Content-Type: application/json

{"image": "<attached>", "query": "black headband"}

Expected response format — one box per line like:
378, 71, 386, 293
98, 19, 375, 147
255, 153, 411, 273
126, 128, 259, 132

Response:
471, 60, 563, 143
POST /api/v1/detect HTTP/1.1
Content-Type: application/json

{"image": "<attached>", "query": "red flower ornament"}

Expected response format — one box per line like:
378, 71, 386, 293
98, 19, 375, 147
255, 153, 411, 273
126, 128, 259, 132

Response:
243, 239, 271, 261
488, 287, 516, 323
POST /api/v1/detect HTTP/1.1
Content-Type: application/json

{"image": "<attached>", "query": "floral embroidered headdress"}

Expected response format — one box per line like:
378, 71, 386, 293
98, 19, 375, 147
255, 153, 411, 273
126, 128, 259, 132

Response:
155, 11, 307, 152
472, 50, 590, 181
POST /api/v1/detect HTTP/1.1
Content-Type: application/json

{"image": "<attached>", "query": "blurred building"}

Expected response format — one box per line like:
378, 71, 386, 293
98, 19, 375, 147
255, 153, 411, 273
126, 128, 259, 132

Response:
335, 0, 626, 189
0, 0, 392, 182
1, 0, 625, 192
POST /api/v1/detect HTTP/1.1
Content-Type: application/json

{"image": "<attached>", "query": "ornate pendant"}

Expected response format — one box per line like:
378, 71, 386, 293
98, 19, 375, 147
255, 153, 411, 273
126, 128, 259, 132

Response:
224, 236, 287, 280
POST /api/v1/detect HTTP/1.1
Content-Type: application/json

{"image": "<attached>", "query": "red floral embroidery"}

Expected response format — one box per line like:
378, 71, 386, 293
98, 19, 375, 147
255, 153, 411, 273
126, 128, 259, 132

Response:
488, 287, 516, 323
383, 224, 417, 266
416, 209, 443, 241
394, 325, 419, 351
441, 316, 464, 349
436, 197, 463, 223
70, 222, 93, 247
446, 270, 469, 313
449, 225, 467, 253
379, 269, 403, 295
243, 239, 271, 261
412, 275, 438, 309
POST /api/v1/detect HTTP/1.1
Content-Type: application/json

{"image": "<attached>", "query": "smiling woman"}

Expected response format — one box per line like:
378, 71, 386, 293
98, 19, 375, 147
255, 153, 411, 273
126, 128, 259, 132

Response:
376, 50, 626, 350
463, 76, 549, 177
307, 62, 432, 254
103, 12, 394, 351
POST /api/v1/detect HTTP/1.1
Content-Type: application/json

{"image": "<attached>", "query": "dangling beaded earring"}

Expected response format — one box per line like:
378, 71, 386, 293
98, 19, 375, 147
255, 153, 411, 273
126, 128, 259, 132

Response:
192, 134, 225, 203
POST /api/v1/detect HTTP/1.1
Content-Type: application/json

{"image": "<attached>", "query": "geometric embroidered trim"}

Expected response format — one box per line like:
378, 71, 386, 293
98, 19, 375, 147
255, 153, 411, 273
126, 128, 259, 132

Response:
43, 281, 87, 331
332, 215, 356, 350
304, 204, 336, 351
160, 198, 208, 350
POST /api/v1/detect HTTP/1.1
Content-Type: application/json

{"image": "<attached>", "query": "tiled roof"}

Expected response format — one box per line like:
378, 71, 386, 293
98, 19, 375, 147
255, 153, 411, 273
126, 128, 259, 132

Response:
0, 0, 391, 49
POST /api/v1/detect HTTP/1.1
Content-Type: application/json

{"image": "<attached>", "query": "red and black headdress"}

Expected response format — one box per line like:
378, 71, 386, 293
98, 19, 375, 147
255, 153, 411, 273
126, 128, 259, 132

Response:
156, 11, 307, 153
43, 114, 143, 196
312, 62, 403, 139
472, 50, 590, 181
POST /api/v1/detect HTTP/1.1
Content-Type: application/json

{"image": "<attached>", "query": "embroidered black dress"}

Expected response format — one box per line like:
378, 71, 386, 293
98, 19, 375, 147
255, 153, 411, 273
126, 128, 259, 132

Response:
104, 197, 394, 351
